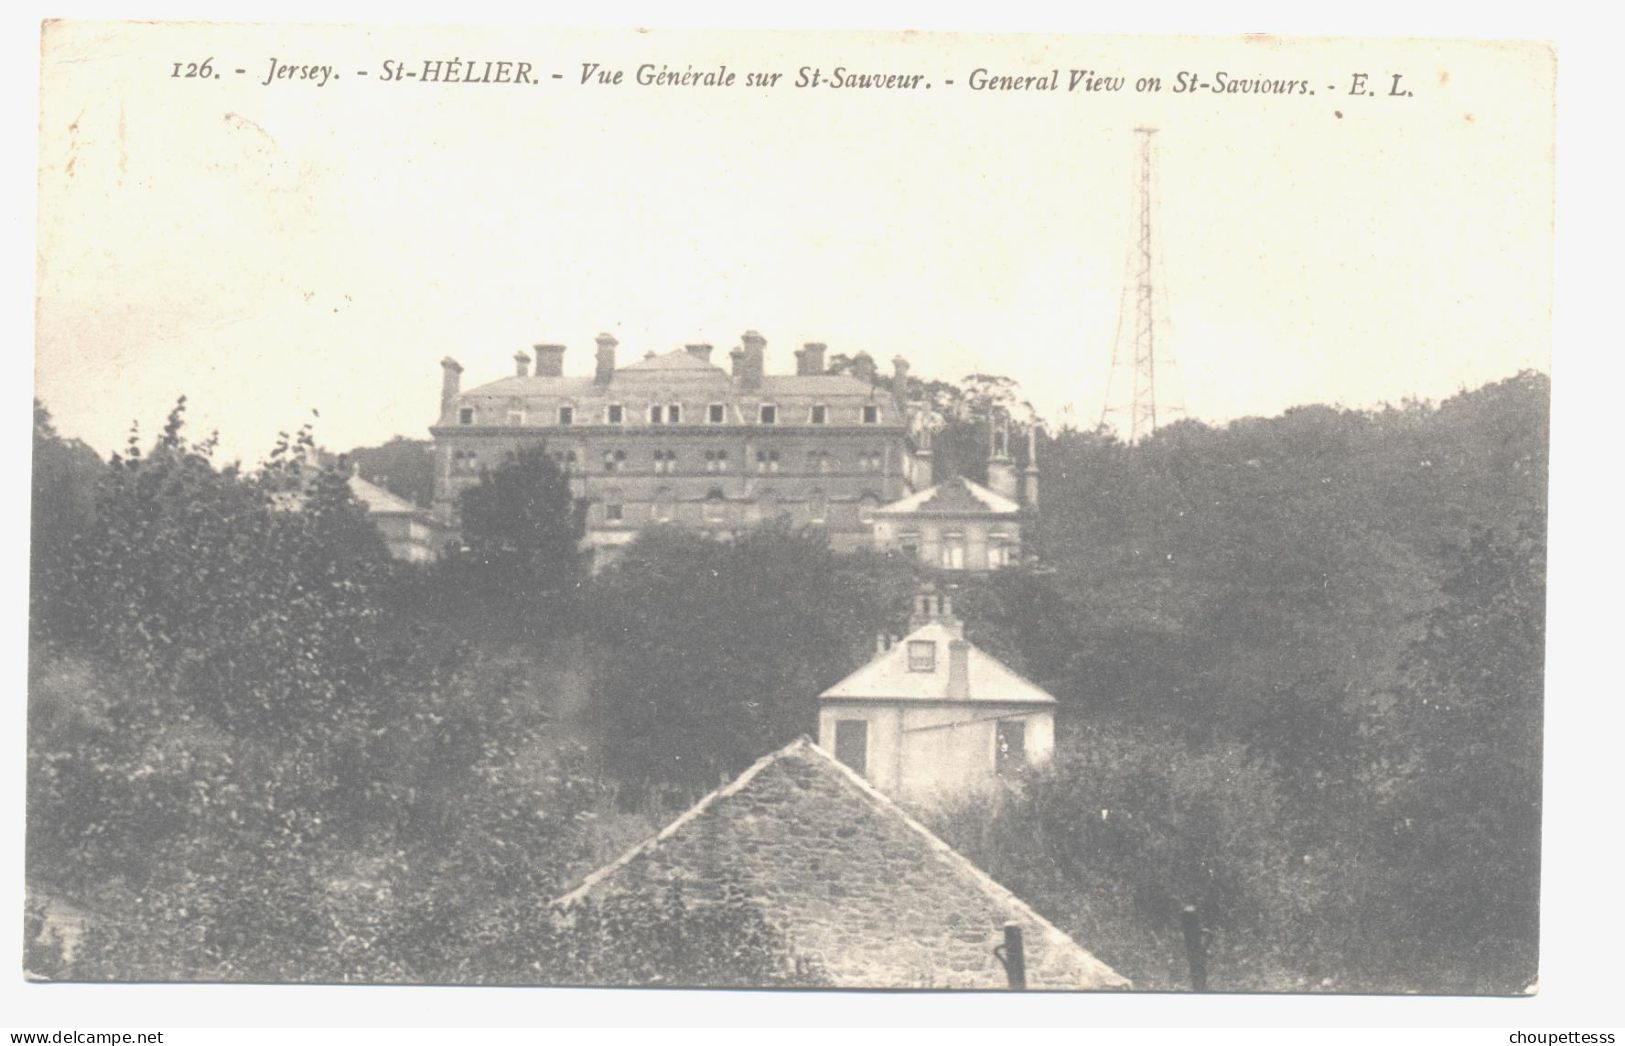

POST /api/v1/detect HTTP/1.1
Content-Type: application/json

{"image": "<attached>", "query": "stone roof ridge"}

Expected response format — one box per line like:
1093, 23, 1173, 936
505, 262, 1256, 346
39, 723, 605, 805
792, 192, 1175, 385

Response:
552, 737, 819, 911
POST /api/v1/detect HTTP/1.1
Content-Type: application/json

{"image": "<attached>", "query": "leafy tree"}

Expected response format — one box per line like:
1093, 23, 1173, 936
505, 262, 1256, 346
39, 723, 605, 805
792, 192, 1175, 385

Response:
585, 524, 915, 799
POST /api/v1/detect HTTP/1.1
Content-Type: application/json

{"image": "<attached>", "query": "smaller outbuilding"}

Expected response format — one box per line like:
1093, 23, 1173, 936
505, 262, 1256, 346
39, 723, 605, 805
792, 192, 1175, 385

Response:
867, 475, 1024, 571
818, 587, 1056, 805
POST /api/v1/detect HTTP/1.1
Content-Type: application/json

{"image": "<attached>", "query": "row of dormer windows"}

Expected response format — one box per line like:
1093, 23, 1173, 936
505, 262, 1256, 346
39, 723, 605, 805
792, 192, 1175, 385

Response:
453, 446, 885, 476
459, 403, 883, 427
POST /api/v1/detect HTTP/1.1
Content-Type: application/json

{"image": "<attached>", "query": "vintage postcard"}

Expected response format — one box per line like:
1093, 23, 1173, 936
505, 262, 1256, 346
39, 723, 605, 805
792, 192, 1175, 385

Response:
27, 21, 1552, 997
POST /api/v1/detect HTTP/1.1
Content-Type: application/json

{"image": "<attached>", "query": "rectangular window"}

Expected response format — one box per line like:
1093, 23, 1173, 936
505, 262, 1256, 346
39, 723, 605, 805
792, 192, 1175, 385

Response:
708, 403, 726, 424
834, 719, 868, 777
907, 640, 936, 672
996, 720, 1028, 778
862, 404, 879, 424
557, 406, 573, 426
605, 502, 623, 522
604, 449, 626, 473
668, 404, 682, 425
649, 405, 664, 425
607, 404, 624, 424
942, 538, 965, 570
654, 450, 676, 474
810, 405, 827, 425
755, 450, 780, 473
759, 404, 777, 425
458, 407, 474, 425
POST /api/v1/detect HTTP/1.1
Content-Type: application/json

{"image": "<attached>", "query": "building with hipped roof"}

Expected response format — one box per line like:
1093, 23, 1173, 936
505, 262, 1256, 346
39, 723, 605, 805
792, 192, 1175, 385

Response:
553, 736, 1127, 990
818, 586, 1056, 803
429, 332, 930, 563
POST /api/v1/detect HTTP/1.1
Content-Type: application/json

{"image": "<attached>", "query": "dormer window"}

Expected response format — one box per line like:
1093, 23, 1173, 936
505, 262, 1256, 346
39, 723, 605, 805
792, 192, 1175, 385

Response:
862, 404, 880, 424
668, 404, 683, 425
557, 406, 573, 426
759, 404, 778, 425
606, 404, 624, 425
708, 403, 726, 424
649, 405, 665, 424
458, 407, 474, 425
810, 405, 827, 425
907, 640, 936, 672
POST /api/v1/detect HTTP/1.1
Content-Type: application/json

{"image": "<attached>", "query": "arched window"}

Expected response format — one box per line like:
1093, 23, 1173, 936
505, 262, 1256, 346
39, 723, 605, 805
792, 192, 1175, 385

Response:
857, 492, 881, 526
703, 487, 728, 524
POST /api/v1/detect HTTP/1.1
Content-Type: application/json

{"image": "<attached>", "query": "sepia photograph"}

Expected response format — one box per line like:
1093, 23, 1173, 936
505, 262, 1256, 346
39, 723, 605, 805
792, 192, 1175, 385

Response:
23, 19, 1555, 1005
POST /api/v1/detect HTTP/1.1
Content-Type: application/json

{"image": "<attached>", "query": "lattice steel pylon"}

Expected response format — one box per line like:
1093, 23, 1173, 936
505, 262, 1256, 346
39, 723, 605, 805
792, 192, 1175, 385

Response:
1100, 127, 1181, 443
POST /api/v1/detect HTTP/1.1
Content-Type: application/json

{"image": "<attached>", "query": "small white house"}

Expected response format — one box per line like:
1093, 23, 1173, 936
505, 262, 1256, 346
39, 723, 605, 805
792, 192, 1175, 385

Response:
818, 588, 1056, 804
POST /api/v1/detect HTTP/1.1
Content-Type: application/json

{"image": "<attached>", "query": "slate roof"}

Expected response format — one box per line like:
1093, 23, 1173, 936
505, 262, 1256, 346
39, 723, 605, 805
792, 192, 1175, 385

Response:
347, 475, 422, 517
820, 620, 1056, 705
874, 475, 1022, 516
553, 738, 1128, 990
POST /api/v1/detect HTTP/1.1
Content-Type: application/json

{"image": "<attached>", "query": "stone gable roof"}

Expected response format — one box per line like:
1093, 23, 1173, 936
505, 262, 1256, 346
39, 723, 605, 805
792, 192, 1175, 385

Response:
820, 621, 1056, 705
554, 738, 1125, 990
874, 475, 1022, 516
347, 474, 422, 517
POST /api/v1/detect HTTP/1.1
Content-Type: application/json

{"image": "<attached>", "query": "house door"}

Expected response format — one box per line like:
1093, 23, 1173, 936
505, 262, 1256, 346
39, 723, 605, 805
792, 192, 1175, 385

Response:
834, 719, 869, 777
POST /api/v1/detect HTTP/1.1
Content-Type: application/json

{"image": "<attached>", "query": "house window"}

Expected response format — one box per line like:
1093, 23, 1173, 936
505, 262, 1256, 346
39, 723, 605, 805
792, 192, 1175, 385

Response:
668, 404, 683, 425
808, 490, 828, 525
810, 405, 828, 425
703, 489, 727, 524
606, 404, 624, 425
755, 450, 780, 473
603, 449, 626, 473
860, 451, 883, 473
557, 406, 573, 426
858, 493, 880, 525
451, 450, 479, 474
653, 449, 677, 474
907, 640, 936, 672
708, 403, 726, 424
759, 404, 777, 425
862, 405, 879, 424
834, 719, 868, 777
942, 535, 966, 570
996, 720, 1028, 778
458, 407, 474, 425
551, 449, 578, 473
898, 530, 919, 560
605, 501, 624, 523
649, 405, 665, 425
704, 449, 730, 473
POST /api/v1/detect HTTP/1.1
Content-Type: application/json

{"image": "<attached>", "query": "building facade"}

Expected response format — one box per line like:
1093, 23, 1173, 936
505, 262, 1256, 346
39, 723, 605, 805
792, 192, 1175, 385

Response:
869, 475, 1025, 571
817, 588, 1057, 805
429, 332, 928, 559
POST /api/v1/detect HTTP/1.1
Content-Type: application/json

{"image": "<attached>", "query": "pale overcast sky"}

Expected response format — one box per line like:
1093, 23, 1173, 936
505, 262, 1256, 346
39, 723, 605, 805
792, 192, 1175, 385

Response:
35, 24, 1552, 459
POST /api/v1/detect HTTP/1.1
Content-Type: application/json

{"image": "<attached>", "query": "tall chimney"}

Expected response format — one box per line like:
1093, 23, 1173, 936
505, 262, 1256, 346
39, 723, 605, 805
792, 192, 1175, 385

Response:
514, 350, 532, 378
685, 343, 714, 363
737, 330, 765, 390
532, 344, 567, 378
439, 357, 463, 416
892, 356, 911, 405
1023, 425, 1041, 510
796, 342, 827, 376
947, 639, 970, 700
594, 333, 617, 385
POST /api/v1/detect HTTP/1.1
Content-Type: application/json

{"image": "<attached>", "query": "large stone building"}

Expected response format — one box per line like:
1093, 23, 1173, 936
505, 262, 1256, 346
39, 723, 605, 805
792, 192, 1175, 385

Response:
430, 332, 927, 560
818, 587, 1056, 804
554, 737, 1127, 989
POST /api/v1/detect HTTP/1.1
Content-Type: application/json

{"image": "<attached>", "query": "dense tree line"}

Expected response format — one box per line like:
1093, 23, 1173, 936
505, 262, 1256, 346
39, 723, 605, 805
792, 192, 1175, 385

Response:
26, 369, 1547, 992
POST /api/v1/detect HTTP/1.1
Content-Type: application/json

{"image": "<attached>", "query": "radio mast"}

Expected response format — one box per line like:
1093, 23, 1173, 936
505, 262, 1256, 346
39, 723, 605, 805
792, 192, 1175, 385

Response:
1100, 127, 1182, 442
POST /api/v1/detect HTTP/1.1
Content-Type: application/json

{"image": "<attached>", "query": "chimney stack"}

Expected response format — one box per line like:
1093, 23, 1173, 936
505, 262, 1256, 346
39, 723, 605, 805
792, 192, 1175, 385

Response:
532, 344, 567, 378
685, 343, 714, 363
795, 342, 827, 376
1023, 425, 1041, 510
513, 350, 532, 378
735, 330, 766, 390
439, 357, 463, 416
892, 356, 911, 405
594, 333, 618, 385
947, 639, 970, 700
